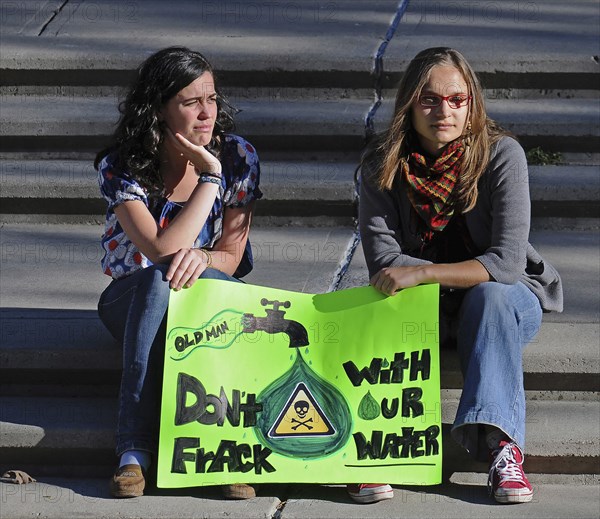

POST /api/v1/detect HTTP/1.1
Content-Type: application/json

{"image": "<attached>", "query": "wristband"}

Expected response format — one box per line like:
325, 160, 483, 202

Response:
195, 169, 222, 179
198, 175, 221, 186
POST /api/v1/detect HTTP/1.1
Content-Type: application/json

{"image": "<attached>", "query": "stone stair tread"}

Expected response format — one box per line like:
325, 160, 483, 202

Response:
1, 396, 598, 459
1, 96, 598, 140
441, 393, 600, 458
1, 0, 598, 79
0, 480, 598, 519
0, 225, 597, 316
1, 314, 597, 379
0, 476, 281, 519
282, 481, 600, 519
384, 2, 600, 75
0, 1, 392, 75
529, 165, 600, 201
340, 229, 600, 324
0, 226, 598, 390
0, 224, 356, 310
0, 96, 369, 138
1, 160, 598, 204
0, 158, 358, 202
1, 397, 116, 450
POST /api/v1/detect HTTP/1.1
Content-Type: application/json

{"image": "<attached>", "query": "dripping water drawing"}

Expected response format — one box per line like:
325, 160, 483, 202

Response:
242, 299, 352, 460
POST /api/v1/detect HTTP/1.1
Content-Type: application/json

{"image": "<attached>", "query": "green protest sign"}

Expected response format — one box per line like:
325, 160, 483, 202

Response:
157, 280, 441, 488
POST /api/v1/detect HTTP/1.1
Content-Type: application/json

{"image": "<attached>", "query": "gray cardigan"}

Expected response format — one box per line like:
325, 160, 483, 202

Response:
359, 136, 563, 313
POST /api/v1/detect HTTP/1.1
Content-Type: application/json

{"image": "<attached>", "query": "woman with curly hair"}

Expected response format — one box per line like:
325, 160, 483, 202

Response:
95, 47, 262, 499
353, 47, 563, 505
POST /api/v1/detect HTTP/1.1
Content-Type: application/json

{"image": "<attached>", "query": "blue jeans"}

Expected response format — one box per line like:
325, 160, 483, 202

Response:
98, 265, 238, 456
448, 282, 542, 461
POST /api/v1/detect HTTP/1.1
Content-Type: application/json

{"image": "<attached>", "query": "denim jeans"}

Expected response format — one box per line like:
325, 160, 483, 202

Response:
98, 264, 239, 456
448, 282, 543, 461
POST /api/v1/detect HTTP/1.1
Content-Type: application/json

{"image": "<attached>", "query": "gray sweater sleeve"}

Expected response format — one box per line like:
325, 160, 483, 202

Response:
359, 157, 432, 278
472, 137, 530, 284
358, 137, 562, 311
359, 138, 530, 281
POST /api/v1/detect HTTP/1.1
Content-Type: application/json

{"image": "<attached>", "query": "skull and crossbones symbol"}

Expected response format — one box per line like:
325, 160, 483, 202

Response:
291, 400, 313, 430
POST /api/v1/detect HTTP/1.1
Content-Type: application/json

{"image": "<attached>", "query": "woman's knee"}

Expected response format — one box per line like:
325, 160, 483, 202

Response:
461, 282, 512, 316
457, 282, 541, 350
127, 264, 171, 310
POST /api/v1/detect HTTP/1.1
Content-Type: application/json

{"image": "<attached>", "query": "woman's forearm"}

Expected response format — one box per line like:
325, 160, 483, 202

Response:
420, 259, 492, 289
115, 181, 219, 263
371, 259, 492, 296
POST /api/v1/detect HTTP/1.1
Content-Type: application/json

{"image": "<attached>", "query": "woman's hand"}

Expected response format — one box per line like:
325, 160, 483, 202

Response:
164, 127, 222, 174
166, 248, 211, 291
370, 266, 427, 296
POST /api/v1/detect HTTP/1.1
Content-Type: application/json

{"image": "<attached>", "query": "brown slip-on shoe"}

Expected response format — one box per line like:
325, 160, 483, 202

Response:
109, 464, 145, 498
221, 483, 258, 499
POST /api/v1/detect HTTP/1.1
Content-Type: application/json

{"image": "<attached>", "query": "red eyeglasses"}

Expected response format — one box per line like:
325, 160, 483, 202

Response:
418, 94, 472, 109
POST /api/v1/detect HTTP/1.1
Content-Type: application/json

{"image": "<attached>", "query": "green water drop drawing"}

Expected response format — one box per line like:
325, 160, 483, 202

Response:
382, 358, 389, 368
255, 350, 352, 459
358, 390, 380, 420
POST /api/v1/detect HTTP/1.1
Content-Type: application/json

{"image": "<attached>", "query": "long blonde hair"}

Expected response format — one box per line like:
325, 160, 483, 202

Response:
371, 47, 509, 212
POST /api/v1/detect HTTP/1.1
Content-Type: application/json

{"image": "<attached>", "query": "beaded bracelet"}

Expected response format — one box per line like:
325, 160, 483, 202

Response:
198, 174, 221, 186
195, 168, 222, 179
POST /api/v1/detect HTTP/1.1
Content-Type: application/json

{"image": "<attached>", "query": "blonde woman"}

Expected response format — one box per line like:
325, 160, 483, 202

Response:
355, 47, 562, 505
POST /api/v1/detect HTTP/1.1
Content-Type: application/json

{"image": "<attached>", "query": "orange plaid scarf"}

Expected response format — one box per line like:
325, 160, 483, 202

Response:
403, 140, 465, 232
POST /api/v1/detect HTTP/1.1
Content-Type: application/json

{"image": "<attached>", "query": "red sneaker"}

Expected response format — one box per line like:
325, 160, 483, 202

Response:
488, 441, 533, 504
347, 483, 393, 503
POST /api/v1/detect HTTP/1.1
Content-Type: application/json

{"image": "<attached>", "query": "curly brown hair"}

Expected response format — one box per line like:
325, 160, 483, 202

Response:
94, 47, 235, 197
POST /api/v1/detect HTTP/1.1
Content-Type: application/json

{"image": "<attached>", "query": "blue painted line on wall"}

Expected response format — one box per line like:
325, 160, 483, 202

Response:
329, 0, 410, 293
365, 0, 410, 137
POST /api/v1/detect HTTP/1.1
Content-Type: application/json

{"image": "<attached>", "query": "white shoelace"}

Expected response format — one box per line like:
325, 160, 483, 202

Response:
487, 443, 525, 494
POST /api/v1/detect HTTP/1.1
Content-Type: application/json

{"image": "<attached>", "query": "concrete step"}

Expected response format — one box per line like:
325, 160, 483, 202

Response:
339, 230, 600, 323
1, 225, 598, 394
383, 1, 599, 87
0, 158, 359, 222
1, 309, 597, 396
0, 95, 369, 155
1, 225, 597, 319
529, 165, 600, 219
0, 160, 598, 222
1, 393, 598, 478
1, 476, 599, 519
0, 224, 356, 310
1, 95, 599, 155
1, 0, 598, 92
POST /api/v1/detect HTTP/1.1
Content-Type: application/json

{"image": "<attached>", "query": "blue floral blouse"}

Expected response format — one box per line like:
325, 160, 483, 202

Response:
98, 134, 262, 280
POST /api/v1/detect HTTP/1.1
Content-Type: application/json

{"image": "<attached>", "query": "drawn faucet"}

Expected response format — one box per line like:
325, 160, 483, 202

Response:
242, 299, 309, 348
